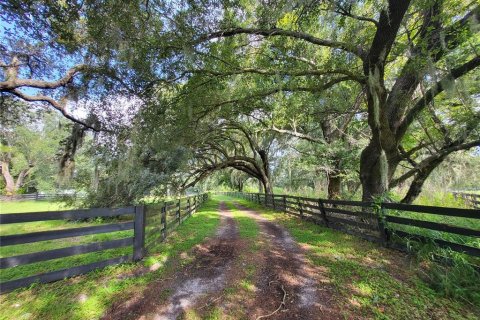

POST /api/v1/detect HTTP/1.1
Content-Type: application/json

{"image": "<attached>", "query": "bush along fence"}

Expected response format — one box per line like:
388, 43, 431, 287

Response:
222, 192, 480, 259
452, 192, 480, 209
0, 193, 208, 293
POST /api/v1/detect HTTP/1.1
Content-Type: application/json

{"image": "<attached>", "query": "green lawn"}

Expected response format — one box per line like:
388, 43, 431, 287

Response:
0, 200, 71, 214
1, 200, 78, 237
385, 209, 480, 252
0, 198, 220, 320
226, 196, 479, 320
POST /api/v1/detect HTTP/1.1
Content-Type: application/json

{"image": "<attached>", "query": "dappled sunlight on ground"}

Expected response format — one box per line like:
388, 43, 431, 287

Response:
222, 195, 479, 319
1, 195, 478, 320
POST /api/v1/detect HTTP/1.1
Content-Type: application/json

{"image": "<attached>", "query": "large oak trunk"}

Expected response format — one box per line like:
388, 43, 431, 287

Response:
401, 155, 447, 204
359, 0, 411, 201
263, 178, 273, 195
327, 171, 342, 200
360, 140, 389, 201
1, 161, 16, 195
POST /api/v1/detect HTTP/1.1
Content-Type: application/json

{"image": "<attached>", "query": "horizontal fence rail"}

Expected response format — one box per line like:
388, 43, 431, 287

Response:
0, 193, 208, 293
222, 192, 480, 259
0, 206, 137, 292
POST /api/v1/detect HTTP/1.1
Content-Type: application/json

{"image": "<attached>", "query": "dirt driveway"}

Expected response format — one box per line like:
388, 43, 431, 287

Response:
103, 202, 342, 320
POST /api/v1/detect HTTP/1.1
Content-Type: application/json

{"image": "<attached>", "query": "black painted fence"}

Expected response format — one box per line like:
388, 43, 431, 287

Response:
0, 193, 208, 293
223, 192, 480, 258
143, 194, 209, 251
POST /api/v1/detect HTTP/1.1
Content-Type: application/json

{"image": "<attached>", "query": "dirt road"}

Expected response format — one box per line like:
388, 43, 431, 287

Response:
103, 202, 342, 320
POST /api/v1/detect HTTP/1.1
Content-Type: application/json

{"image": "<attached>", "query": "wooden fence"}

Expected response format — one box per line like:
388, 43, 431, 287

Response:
223, 192, 480, 258
0, 193, 86, 201
143, 194, 208, 251
452, 192, 480, 209
0, 193, 208, 293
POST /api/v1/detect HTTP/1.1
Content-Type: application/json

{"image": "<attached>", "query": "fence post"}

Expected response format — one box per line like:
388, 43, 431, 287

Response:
318, 198, 328, 227
133, 205, 146, 261
298, 197, 304, 219
187, 198, 191, 216
272, 194, 276, 210
283, 195, 287, 213
257, 193, 260, 204
177, 199, 181, 224
377, 203, 389, 247
161, 203, 167, 240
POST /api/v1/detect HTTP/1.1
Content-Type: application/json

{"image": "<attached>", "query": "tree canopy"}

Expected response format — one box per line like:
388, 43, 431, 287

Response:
1, 0, 479, 203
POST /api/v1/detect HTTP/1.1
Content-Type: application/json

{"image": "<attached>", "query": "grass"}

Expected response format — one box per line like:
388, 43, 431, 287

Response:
223, 199, 260, 240
0, 198, 221, 320
385, 209, 480, 251
228, 196, 479, 320
224, 199, 262, 293
384, 191, 480, 271
411, 191, 469, 208
0, 200, 71, 214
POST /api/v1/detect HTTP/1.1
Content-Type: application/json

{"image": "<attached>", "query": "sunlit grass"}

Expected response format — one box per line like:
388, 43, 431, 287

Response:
223, 201, 259, 240
0, 200, 71, 214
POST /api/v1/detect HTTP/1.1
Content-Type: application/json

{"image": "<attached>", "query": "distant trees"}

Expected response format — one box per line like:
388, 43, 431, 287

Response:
0, 103, 68, 194
181, 121, 276, 194
258, 86, 368, 199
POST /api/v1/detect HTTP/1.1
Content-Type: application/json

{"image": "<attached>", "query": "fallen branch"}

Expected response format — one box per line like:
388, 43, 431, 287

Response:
256, 281, 287, 320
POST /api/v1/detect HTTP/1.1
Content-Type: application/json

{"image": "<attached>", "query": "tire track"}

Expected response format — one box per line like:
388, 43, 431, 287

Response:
233, 202, 343, 320
103, 202, 241, 320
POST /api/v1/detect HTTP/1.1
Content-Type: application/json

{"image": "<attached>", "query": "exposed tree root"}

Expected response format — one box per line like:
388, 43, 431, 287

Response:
256, 281, 287, 320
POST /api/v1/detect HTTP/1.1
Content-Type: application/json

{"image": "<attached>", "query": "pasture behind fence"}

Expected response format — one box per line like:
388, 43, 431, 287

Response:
0, 193, 86, 201
223, 192, 480, 259
0, 193, 208, 293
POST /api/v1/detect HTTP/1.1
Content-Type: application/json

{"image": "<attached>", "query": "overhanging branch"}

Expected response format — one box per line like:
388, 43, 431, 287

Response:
398, 56, 480, 139
8, 89, 101, 131
195, 28, 367, 59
